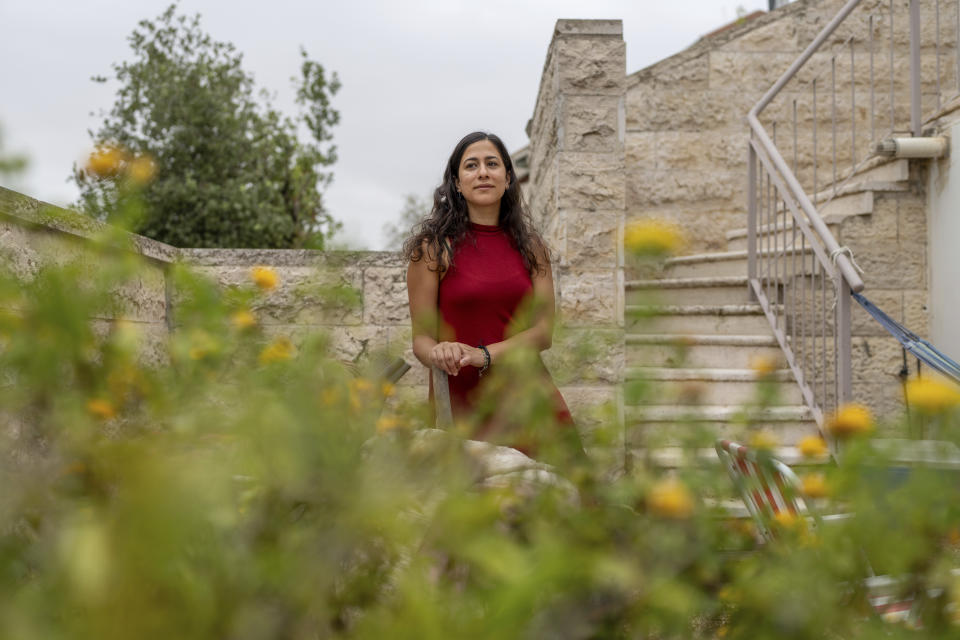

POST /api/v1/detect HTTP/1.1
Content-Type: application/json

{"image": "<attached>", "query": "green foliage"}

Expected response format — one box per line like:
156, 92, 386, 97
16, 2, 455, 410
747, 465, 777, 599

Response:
6, 187, 960, 637
72, 4, 341, 249
382, 193, 430, 251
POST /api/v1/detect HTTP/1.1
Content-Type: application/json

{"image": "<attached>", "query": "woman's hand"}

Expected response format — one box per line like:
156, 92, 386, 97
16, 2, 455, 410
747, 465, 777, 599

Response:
429, 342, 485, 376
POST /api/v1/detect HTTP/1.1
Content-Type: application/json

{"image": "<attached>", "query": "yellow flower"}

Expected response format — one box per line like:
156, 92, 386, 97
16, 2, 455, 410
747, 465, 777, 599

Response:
86, 398, 116, 420
350, 378, 373, 394
825, 403, 874, 438
647, 478, 694, 519
773, 510, 800, 530
801, 472, 829, 498
321, 388, 340, 407
375, 414, 403, 433
798, 435, 829, 459
624, 219, 684, 257
381, 381, 396, 397
250, 266, 279, 291
231, 309, 257, 330
349, 378, 374, 411
127, 155, 156, 184
86, 145, 125, 178
185, 329, 220, 361
749, 354, 778, 377
905, 377, 960, 414
259, 336, 295, 364
749, 430, 778, 451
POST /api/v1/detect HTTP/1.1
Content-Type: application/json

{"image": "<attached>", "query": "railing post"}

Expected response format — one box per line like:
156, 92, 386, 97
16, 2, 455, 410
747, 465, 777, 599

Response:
910, 0, 922, 136
747, 142, 758, 301
836, 278, 853, 407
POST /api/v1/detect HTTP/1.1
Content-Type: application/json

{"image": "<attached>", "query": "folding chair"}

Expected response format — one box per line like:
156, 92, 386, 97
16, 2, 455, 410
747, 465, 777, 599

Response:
715, 439, 919, 623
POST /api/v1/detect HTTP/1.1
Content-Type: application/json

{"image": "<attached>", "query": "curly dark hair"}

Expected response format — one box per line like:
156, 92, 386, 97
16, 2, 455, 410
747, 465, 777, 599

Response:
402, 131, 546, 275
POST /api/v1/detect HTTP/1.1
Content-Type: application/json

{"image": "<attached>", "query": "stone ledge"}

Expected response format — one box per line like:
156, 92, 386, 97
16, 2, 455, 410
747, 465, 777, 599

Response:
0, 186, 178, 264
181, 248, 403, 269
555, 19, 623, 37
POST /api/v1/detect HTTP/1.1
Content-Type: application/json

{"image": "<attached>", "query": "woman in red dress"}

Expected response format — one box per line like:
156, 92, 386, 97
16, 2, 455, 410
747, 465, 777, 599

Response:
404, 132, 576, 456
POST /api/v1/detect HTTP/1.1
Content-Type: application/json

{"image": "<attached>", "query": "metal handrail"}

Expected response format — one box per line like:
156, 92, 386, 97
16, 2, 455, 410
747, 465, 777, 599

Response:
744, 0, 954, 430
747, 0, 866, 294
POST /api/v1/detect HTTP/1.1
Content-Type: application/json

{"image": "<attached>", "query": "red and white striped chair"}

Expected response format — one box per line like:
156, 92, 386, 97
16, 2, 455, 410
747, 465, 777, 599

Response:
715, 439, 919, 624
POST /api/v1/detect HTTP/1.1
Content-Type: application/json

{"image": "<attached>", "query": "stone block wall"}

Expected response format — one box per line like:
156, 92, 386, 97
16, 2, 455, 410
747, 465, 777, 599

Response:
623, 0, 954, 256
0, 187, 174, 365
526, 20, 628, 451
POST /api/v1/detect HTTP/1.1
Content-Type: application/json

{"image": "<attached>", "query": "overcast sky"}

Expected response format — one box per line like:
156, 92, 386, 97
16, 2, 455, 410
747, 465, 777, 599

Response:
0, 0, 767, 249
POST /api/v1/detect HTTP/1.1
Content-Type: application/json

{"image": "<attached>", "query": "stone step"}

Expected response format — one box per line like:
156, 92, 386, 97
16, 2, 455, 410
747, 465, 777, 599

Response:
626, 304, 775, 335
626, 276, 752, 305
811, 157, 909, 206
725, 219, 843, 253
663, 247, 817, 278
625, 405, 818, 451
626, 367, 803, 405
626, 333, 785, 369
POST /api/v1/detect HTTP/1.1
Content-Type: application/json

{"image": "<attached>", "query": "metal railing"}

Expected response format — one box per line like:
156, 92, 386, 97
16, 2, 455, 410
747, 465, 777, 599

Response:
746, 0, 959, 428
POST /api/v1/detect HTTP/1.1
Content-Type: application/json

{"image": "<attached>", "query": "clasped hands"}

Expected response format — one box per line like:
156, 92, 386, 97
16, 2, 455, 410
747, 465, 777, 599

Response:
429, 341, 486, 376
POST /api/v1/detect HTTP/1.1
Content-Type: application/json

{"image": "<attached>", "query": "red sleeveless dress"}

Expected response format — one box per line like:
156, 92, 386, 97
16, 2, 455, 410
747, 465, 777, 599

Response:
436, 222, 573, 448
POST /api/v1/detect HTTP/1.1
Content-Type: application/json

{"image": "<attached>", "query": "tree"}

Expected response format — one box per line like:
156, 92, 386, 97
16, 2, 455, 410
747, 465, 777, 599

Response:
381, 193, 430, 251
73, 5, 341, 249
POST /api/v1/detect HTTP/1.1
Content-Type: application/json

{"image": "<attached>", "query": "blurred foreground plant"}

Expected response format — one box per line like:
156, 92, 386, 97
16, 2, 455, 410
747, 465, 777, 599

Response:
5, 189, 960, 639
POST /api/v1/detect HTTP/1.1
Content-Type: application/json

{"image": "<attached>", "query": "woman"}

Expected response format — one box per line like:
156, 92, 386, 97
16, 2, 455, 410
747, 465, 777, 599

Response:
404, 131, 575, 455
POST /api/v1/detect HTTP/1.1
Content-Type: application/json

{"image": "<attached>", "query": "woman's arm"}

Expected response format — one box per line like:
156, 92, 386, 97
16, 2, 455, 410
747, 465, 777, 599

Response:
407, 240, 473, 376
407, 244, 441, 368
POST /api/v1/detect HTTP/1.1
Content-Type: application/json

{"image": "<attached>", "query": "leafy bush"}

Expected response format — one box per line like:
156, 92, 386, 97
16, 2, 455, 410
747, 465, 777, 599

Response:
3, 207, 960, 638
72, 5, 341, 249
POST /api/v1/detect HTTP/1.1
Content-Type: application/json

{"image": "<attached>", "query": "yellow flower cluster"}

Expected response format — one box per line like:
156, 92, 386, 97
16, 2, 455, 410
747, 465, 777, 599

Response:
905, 376, 960, 414
624, 219, 684, 257
349, 377, 374, 411
801, 472, 829, 498
259, 336, 295, 364
251, 266, 279, 291
749, 354, 778, 378
86, 145, 156, 184
826, 403, 874, 438
647, 478, 694, 519
375, 414, 403, 433
749, 430, 778, 451
86, 398, 116, 421
231, 310, 257, 330
797, 435, 829, 459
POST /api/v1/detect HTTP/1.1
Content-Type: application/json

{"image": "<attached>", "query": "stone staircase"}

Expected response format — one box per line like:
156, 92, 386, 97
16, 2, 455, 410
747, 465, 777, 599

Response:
624, 157, 913, 462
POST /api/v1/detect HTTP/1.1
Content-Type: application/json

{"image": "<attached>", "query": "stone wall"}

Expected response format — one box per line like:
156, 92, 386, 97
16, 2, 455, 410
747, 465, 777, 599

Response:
0, 187, 174, 365
526, 20, 628, 452
624, 0, 952, 255
0, 187, 611, 433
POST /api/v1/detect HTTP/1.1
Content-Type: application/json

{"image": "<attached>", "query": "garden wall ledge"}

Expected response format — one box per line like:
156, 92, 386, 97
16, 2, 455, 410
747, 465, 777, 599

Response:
0, 186, 179, 265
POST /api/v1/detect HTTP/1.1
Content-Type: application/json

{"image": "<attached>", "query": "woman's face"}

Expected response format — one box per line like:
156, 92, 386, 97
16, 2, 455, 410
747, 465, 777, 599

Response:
455, 139, 510, 209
